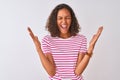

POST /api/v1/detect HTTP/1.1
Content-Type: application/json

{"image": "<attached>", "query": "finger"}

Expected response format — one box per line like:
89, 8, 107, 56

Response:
94, 26, 103, 41
96, 26, 103, 37
27, 27, 34, 36
90, 26, 103, 45
91, 34, 96, 42
27, 27, 35, 39
89, 34, 97, 45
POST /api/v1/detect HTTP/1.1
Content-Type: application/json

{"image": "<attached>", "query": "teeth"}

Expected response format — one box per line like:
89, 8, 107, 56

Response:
61, 25, 67, 28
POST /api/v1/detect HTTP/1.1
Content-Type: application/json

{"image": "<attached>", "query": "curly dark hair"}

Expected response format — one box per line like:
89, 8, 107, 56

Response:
46, 3, 80, 37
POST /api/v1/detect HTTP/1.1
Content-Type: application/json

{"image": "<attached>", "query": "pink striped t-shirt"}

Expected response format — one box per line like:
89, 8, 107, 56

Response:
41, 34, 87, 80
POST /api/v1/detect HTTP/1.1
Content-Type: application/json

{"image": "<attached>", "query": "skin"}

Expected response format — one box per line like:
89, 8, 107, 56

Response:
57, 8, 71, 38
27, 8, 103, 77
75, 26, 103, 75
27, 27, 56, 76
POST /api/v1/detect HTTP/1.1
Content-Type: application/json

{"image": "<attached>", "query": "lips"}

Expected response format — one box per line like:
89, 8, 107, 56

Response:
59, 24, 69, 34
61, 24, 67, 29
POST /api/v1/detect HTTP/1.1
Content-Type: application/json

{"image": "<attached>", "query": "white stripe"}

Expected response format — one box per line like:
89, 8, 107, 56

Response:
42, 34, 86, 80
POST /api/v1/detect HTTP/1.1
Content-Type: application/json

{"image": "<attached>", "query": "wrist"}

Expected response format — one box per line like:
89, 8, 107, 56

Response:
86, 52, 93, 58
36, 46, 42, 52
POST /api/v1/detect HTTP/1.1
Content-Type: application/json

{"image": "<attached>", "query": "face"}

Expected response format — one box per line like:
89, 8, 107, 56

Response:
57, 8, 72, 38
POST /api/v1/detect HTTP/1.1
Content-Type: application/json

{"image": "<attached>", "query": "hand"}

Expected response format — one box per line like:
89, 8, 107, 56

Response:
87, 26, 103, 56
27, 27, 41, 49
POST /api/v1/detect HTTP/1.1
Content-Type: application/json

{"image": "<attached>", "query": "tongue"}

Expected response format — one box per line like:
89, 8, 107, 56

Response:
62, 25, 67, 28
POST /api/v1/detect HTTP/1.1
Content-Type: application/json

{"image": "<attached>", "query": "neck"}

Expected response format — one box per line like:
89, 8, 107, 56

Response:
60, 33, 71, 39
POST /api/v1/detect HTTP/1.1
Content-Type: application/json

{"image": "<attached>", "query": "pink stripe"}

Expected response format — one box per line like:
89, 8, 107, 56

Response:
42, 34, 86, 80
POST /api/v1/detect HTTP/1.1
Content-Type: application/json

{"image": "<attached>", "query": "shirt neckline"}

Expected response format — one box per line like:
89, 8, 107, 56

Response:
56, 36, 74, 40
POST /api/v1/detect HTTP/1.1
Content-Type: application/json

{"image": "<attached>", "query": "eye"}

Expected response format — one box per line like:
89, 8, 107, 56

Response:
57, 17, 62, 20
66, 17, 71, 19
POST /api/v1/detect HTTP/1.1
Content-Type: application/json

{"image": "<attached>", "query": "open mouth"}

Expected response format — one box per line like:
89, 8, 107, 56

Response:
61, 25, 67, 29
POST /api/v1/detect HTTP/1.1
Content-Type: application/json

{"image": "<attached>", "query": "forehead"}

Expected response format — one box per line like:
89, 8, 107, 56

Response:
57, 8, 71, 16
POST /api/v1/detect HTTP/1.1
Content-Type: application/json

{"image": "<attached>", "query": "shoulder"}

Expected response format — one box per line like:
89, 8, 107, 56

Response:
71, 34, 87, 43
42, 35, 53, 43
75, 34, 87, 39
42, 35, 51, 40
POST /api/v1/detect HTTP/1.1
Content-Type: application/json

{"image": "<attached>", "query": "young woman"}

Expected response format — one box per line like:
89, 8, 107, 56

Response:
27, 3, 103, 80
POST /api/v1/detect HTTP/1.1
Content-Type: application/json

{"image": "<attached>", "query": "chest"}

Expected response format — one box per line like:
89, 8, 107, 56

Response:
50, 39, 82, 53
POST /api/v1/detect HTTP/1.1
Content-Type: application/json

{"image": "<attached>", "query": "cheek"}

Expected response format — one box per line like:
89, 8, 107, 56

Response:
57, 20, 60, 25
67, 20, 72, 26
57, 21, 61, 29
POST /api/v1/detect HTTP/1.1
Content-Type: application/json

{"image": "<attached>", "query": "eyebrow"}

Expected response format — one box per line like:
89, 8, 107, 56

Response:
57, 16, 71, 18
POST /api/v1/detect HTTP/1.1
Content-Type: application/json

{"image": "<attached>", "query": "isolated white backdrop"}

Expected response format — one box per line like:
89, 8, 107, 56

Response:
0, 0, 120, 80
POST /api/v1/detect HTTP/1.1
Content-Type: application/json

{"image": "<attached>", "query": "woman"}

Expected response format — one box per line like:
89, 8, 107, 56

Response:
27, 3, 103, 80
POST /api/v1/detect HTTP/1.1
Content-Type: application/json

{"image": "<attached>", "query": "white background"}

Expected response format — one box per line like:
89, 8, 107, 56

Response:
0, 0, 120, 80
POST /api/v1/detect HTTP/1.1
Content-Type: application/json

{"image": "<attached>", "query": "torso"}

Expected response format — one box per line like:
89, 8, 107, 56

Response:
42, 34, 87, 80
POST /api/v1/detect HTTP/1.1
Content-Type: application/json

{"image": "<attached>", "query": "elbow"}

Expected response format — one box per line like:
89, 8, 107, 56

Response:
74, 70, 82, 76
49, 70, 56, 77
48, 66, 56, 77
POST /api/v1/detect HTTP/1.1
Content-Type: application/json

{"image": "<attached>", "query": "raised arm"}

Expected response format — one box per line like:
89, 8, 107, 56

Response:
75, 26, 103, 75
27, 27, 56, 77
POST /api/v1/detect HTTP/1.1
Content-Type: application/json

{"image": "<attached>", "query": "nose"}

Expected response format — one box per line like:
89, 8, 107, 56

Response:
62, 18, 67, 24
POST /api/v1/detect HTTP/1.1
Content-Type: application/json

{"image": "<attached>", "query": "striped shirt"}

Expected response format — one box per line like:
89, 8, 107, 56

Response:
41, 34, 87, 80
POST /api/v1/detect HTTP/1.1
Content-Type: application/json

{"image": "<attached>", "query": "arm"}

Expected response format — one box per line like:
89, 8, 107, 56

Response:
75, 26, 103, 76
76, 53, 85, 67
27, 27, 56, 77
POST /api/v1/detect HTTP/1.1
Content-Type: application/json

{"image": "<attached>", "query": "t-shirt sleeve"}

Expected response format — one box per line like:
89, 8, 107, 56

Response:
79, 35, 87, 54
41, 35, 51, 54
